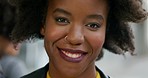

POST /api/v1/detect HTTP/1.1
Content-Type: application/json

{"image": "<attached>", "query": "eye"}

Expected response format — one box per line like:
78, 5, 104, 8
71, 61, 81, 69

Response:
55, 17, 70, 25
86, 23, 101, 31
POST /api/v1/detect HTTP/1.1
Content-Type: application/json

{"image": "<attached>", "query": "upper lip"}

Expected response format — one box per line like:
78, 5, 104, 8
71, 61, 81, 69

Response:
58, 47, 88, 54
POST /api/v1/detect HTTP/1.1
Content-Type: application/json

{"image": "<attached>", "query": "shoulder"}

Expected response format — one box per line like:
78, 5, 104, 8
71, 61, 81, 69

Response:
96, 66, 110, 78
0, 55, 25, 70
21, 63, 49, 78
0, 55, 28, 78
1, 55, 21, 64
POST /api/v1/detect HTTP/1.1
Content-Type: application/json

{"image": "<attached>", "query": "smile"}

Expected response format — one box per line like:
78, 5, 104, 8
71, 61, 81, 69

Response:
62, 50, 82, 58
58, 47, 87, 63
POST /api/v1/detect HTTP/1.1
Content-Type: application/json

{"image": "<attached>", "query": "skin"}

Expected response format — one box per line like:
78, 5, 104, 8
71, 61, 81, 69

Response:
0, 36, 9, 58
41, 0, 109, 78
0, 36, 20, 57
4, 42, 21, 56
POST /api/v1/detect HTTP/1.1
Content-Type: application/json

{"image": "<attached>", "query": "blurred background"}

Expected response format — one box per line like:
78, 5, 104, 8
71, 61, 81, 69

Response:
15, 1, 148, 78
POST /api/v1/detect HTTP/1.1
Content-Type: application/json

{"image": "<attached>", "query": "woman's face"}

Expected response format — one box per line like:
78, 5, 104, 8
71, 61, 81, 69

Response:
41, 0, 109, 77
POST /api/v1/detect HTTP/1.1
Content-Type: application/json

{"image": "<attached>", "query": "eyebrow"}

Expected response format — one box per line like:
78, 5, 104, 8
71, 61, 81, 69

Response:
53, 8, 71, 16
53, 8, 104, 21
87, 14, 104, 21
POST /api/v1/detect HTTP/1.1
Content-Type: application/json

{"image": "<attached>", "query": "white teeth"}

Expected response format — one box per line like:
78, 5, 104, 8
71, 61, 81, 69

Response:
62, 50, 82, 58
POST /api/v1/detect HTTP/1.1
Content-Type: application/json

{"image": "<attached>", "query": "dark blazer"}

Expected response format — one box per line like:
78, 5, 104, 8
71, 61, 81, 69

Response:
21, 63, 110, 78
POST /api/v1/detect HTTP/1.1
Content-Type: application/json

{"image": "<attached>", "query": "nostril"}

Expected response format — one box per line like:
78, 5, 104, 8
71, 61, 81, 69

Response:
75, 43, 81, 45
65, 35, 84, 45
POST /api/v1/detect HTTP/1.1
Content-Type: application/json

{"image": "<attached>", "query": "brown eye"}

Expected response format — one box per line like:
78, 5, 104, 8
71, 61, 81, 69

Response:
86, 23, 101, 31
55, 17, 70, 25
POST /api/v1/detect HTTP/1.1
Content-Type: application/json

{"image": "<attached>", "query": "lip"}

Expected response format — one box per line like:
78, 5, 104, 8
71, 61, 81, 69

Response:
57, 47, 87, 63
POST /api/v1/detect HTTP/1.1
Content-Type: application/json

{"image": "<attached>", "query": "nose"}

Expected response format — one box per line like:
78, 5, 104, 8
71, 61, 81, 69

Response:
66, 25, 84, 45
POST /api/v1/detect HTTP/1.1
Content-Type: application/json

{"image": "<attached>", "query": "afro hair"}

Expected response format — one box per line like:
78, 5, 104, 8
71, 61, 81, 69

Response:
10, 0, 148, 57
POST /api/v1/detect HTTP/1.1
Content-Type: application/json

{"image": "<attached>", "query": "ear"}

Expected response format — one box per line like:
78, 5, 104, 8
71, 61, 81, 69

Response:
40, 25, 45, 36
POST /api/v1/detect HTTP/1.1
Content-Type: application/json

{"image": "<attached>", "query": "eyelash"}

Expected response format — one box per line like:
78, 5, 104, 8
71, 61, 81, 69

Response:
86, 23, 101, 31
55, 17, 70, 25
55, 17, 101, 30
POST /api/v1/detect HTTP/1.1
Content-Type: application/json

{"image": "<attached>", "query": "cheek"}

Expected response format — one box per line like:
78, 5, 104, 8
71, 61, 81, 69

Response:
44, 16, 67, 43
43, 27, 59, 57
91, 35, 105, 52
44, 25, 66, 43
85, 30, 106, 54
43, 23, 67, 56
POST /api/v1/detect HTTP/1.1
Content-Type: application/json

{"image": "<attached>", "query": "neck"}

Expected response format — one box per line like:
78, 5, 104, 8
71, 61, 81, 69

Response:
48, 62, 96, 78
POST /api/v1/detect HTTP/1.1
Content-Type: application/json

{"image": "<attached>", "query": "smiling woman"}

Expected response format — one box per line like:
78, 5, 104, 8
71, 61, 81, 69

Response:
9, 0, 148, 78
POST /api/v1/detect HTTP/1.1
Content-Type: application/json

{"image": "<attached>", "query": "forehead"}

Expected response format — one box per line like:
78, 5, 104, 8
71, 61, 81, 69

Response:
49, 0, 108, 10
49, 0, 108, 6
48, 0, 109, 16
49, 0, 108, 8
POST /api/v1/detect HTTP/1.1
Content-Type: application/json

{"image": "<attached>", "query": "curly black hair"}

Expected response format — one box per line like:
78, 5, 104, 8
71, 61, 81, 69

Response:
10, 0, 148, 58
0, 0, 16, 40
